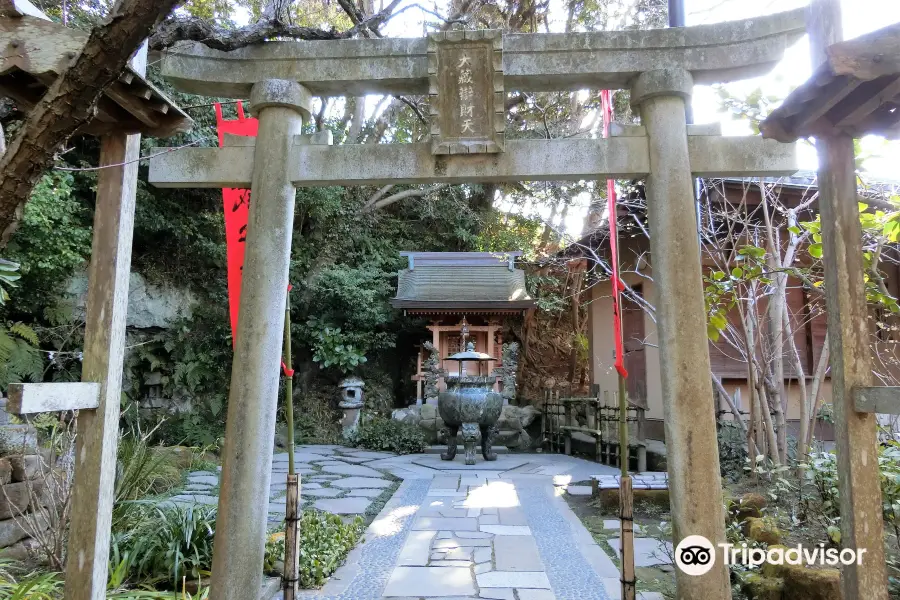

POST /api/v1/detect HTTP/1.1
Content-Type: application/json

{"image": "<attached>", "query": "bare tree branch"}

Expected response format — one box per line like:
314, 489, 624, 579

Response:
149, 0, 406, 51
363, 183, 450, 212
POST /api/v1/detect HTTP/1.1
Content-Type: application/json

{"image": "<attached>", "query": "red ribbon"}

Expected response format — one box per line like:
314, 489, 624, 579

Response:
281, 361, 295, 377
215, 102, 258, 344
601, 90, 628, 380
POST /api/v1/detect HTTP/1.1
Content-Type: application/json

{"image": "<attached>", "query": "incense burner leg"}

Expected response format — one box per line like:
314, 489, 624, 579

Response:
481, 425, 498, 461
441, 425, 459, 461
461, 422, 479, 465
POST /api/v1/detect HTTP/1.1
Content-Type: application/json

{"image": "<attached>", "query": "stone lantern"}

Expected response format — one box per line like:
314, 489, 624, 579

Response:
338, 377, 365, 439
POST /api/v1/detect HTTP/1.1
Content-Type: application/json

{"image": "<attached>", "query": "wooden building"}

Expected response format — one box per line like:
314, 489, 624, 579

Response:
391, 252, 534, 403
582, 172, 900, 441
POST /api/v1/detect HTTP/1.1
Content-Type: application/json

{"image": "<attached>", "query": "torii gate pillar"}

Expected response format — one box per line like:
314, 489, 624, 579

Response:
210, 80, 310, 600
632, 69, 731, 597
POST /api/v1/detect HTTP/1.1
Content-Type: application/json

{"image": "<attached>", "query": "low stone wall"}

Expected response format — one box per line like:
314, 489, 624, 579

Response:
0, 452, 54, 561
393, 404, 540, 450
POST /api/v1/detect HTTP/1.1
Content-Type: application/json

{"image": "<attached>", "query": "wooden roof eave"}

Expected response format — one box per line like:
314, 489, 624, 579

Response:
0, 6, 192, 138
391, 299, 536, 312
760, 22, 900, 143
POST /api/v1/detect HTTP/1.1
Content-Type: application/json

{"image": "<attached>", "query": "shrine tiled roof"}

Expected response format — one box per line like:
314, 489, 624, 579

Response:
391, 252, 534, 313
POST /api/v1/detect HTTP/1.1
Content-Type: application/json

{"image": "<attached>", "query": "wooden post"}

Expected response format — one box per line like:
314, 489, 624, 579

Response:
283, 474, 300, 600
64, 44, 146, 600
620, 475, 636, 600
810, 2, 889, 596
282, 294, 300, 600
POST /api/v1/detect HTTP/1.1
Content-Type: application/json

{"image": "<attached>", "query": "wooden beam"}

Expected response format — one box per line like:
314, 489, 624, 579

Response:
790, 77, 861, 132
63, 44, 144, 600
810, 2, 889, 598
7, 382, 100, 414
104, 81, 159, 129
827, 22, 900, 81
832, 75, 900, 127
853, 386, 900, 414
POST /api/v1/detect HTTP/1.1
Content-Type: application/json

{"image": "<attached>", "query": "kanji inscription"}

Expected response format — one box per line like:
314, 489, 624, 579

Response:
428, 31, 504, 155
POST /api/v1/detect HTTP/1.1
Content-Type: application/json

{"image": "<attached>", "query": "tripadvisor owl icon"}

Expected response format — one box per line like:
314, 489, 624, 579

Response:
675, 535, 716, 576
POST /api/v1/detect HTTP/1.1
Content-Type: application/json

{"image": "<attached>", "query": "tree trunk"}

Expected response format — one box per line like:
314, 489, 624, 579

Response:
803, 331, 831, 454
0, 0, 180, 245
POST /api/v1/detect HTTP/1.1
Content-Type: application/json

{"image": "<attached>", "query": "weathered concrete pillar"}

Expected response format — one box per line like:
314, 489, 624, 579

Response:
631, 69, 731, 599
210, 79, 310, 600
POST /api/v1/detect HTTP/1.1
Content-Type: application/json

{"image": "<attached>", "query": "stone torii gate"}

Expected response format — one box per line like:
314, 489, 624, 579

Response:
148, 11, 805, 599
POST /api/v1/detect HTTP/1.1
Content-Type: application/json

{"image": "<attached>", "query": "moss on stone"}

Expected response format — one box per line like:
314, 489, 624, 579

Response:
743, 517, 782, 545
742, 573, 784, 600
760, 560, 841, 599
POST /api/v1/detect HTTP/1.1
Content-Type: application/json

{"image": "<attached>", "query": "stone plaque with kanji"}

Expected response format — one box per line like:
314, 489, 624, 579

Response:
428, 30, 504, 155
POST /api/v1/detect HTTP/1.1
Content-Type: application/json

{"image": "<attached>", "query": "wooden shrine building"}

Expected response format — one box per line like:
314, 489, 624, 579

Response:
391, 252, 534, 402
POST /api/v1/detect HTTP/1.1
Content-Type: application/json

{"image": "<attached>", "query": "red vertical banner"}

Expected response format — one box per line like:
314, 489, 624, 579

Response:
214, 102, 258, 341
601, 90, 628, 379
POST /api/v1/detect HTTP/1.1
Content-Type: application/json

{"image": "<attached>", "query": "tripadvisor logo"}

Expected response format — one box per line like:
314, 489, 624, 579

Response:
675, 535, 716, 576
674, 535, 868, 576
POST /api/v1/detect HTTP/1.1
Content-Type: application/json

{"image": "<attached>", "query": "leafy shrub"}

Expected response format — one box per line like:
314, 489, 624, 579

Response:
112, 505, 364, 592
110, 504, 216, 589
264, 511, 364, 588
348, 418, 427, 455
717, 420, 748, 483
0, 322, 42, 392
0, 568, 63, 599
806, 440, 900, 550
115, 433, 184, 505
0, 259, 21, 306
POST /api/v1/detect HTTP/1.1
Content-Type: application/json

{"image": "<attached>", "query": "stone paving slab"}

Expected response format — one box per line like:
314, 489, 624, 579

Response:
494, 535, 543, 571
412, 455, 530, 471
477, 571, 552, 589
345, 489, 383, 498
383, 566, 475, 597
321, 463, 386, 478
315, 497, 374, 515
413, 517, 479, 531
304, 488, 344, 498
606, 537, 672, 568
331, 476, 392, 489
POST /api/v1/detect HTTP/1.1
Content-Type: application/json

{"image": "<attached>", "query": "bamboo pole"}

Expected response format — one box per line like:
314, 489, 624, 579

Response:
620, 474, 636, 600
618, 373, 635, 600
282, 295, 300, 600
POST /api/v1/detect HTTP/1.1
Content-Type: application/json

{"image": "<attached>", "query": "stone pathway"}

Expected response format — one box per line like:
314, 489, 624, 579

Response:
165, 446, 670, 599
164, 445, 399, 523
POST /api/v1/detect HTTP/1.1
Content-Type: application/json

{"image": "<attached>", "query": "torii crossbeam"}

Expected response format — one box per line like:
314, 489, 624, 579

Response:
147, 11, 805, 600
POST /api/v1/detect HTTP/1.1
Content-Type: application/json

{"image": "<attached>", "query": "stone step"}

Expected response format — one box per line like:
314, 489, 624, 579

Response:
425, 445, 509, 455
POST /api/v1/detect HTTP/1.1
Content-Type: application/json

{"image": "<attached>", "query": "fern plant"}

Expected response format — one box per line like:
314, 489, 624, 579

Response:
0, 322, 43, 391
0, 259, 20, 306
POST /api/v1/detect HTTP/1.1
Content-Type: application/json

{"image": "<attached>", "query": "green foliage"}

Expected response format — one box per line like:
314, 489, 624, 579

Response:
114, 433, 184, 507
0, 568, 64, 599
307, 321, 368, 373
264, 512, 364, 588
717, 421, 748, 483
704, 245, 770, 342
804, 439, 900, 582
349, 417, 427, 455
123, 312, 232, 447
4, 172, 92, 315
0, 260, 21, 306
110, 505, 216, 589
0, 322, 43, 391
